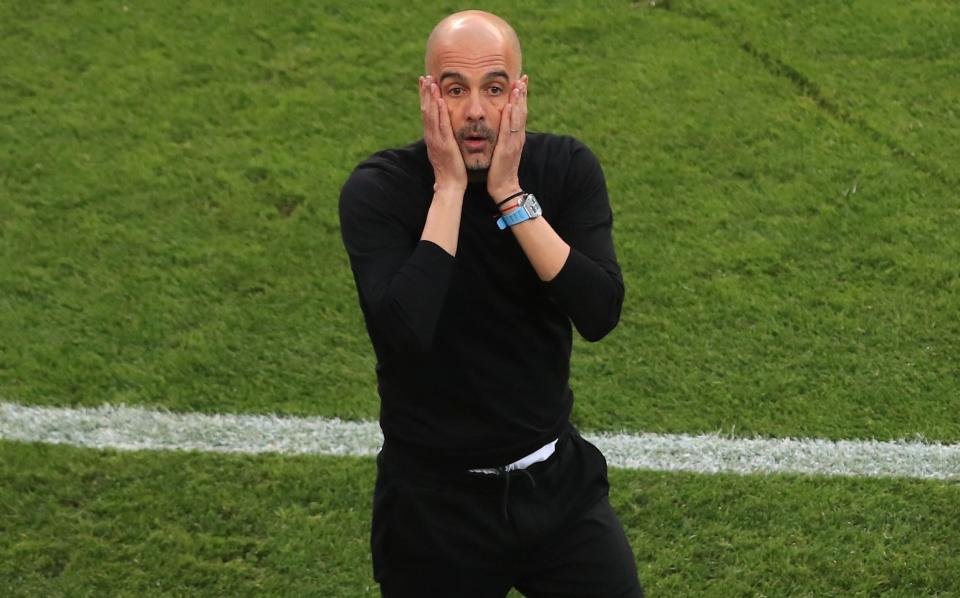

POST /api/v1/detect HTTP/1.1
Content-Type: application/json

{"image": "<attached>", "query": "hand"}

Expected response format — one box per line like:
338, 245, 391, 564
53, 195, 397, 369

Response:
487, 78, 528, 202
420, 75, 467, 193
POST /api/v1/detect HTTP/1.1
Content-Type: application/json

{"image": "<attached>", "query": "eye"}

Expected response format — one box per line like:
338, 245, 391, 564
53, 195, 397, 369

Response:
488, 86, 504, 96
447, 87, 465, 97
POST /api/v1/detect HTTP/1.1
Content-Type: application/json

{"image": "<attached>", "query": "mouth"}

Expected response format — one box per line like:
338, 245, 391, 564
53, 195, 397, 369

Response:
462, 135, 489, 152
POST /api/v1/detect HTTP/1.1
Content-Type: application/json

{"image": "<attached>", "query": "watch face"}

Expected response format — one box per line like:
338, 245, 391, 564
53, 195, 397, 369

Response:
522, 194, 542, 217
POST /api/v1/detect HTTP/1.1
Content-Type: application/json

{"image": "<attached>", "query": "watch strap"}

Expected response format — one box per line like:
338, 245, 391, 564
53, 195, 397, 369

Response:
496, 206, 530, 230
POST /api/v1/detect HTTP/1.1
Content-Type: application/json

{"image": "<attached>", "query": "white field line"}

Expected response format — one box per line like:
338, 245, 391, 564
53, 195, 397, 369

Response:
2, 402, 959, 480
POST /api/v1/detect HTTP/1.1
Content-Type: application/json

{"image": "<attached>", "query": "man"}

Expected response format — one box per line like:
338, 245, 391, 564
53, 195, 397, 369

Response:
339, 10, 643, 597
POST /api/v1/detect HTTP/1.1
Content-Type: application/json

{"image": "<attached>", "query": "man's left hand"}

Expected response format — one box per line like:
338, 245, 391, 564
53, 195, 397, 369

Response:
487, 78, 528, 202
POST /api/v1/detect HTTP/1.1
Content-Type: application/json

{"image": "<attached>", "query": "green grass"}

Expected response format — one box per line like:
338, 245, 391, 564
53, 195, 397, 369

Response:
2, 0, 958, 440
0, 441, 374, 597
3, 0, 960, 595
3, 440, 958, 597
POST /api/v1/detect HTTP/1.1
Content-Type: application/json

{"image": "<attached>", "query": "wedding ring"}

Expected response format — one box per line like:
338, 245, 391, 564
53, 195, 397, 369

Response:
510, 128, 521, 133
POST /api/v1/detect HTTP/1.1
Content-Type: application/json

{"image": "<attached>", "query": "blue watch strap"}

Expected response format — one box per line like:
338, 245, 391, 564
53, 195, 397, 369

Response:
496, 206, 530, 230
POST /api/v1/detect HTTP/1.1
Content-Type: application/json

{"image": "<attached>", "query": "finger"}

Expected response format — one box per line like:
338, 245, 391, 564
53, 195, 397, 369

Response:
515, 83, 528, 131
504, 82, 526, 134
421, 81, 440, 138
437, 97, 452, 138
419, 76, 432, 113
428, 82, 442, 137
499, 102, 513, 139
509, 86, 522, 131
421, 77, 437, 114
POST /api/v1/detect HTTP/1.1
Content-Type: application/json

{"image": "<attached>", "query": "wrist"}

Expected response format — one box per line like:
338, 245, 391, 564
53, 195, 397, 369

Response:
434, 180, 467, 196
489, 181, 522, 203
496, 190, 525, 212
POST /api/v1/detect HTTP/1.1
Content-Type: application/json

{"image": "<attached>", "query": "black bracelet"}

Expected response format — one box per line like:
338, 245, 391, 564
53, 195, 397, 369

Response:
496, 190, 525, 208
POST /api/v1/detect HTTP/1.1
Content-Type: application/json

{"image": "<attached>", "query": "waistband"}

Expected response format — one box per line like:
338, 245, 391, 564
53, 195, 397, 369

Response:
378, 425, 573, 488
468, 438, 559, 475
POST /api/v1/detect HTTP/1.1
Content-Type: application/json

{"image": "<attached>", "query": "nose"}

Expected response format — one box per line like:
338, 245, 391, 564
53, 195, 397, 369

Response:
465, 92, 484, 122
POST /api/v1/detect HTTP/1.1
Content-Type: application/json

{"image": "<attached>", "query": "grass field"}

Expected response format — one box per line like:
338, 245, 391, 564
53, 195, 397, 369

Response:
2, 0, 959, 595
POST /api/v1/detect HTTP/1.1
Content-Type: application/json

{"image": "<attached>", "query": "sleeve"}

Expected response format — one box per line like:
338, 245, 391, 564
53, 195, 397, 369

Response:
339, 166, 455, 353
544, 141, 625, 342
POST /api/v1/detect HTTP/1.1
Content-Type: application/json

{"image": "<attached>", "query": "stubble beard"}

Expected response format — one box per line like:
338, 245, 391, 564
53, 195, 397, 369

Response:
465, 155, 490, 171
457, 122, 497, 176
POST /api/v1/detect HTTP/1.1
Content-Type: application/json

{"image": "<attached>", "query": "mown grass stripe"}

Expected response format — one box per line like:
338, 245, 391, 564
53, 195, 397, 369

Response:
2, 402, 958, 480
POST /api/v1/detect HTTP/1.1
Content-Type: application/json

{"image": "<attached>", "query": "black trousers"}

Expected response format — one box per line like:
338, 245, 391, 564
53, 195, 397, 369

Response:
371, 427, 644, 597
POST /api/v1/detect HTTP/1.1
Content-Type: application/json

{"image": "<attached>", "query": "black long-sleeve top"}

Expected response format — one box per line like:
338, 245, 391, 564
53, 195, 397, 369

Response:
339, 132, 624, 469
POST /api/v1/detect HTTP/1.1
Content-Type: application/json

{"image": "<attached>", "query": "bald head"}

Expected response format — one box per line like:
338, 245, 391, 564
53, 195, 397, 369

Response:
425, 10, 522, 78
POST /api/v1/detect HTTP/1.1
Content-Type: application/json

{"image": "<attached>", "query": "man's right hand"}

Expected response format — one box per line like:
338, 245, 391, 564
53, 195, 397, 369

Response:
420, 75, 467, 193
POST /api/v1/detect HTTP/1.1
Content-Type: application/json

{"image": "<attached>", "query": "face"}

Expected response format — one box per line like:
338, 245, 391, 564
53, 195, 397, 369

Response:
428, 34, 525, 171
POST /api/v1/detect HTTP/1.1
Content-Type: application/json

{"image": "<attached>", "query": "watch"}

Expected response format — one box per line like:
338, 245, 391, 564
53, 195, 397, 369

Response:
496, 193, 542, 230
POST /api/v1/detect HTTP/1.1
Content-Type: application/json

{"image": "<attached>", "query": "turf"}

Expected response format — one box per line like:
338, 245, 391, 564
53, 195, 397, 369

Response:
2, 0, 960, 594
2, 0, 958, 441
3, 440, 958, 597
